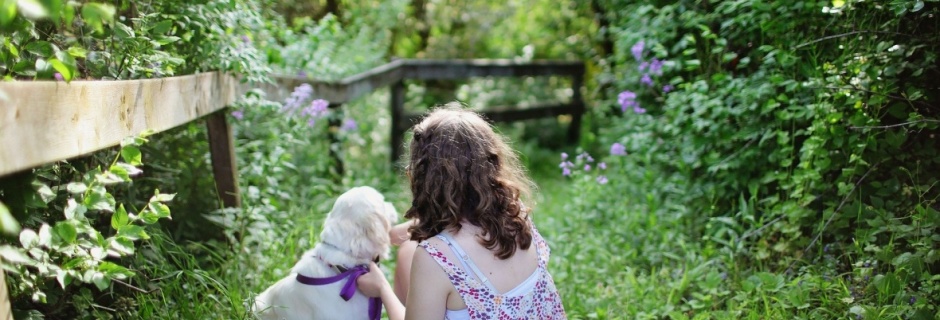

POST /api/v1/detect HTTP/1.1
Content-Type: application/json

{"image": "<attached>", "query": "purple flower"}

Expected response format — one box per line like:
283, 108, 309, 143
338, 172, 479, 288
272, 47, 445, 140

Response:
241, 35, 251, 43
231, 110, 244, 120
631, 41, 644, 61
610, 143, 627, 156
298, 71, 307, 78
307, 118, 317, 127
284, 83, 314, 113
341, 118, 358, 131
618, 90, 639, 112
910, 296, 916, 305
598, 162, 607, 170
54, 72, 64, 81
584, 164, 591, 171
633, 106, 647, 114
559, 161, 574, 169
562, 167, 572, 176
576, 152, 594, 163
561, 152, 568, 160
641, 74, 654, 87
596, 175, 608, 185
648, 58, 664, 76
662, 84, 674, 93
638, 61, 649, 72
302, 99, 329, 118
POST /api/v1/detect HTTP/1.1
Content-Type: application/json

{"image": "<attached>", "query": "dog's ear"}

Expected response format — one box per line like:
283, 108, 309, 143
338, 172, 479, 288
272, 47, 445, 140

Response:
340, 205, 392, 261
383, 201, 399, 224
321, 187, 394, 261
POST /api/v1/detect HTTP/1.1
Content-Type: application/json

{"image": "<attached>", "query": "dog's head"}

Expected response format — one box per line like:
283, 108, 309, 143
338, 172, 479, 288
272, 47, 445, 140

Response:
319, 186, 398, 263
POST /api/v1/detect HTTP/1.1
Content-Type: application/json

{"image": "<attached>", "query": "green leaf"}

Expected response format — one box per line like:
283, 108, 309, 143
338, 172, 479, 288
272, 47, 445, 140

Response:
35, 58, 51, 74
48, 58, 72, 81
138, 210, 159, 224
32, 180, 55, 204
84, 188, 115, 212
0, 0, 16, 27
80, 2, 115, 34
108, 164, 130, 182
0, 201, 20, 235
38, 223, 51, 247
54, 222, 77, 244
24, 40, 56, 57
115, 163, 142, 177
117, 224, 148, 240
66, 46, 87, 58
3, 38, 18, 58
38, 0, 61, 21
151, 192, 175, 203
148, 202, 171, 219
120, 145, 142, 165
66, 182, 87, 195
109, 237, 135, 255
90, 272, 108, 290
56, 270, 72, 288
95, 171, 125, 185
64, 198, 87, 220
111, 204, 128, 229
151, 19, 173, 34
19, 228, 37, 248
98, 261, 134, 279
16, 0, 47, 19
0, 245, 34, 265
112, 21, 134, 39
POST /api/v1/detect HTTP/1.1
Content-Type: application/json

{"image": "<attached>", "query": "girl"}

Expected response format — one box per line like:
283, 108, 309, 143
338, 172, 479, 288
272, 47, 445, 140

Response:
357, 104, 566, 319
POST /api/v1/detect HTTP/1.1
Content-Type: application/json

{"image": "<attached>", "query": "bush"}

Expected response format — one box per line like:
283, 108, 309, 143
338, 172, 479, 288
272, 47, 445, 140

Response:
577, 0, 940, 317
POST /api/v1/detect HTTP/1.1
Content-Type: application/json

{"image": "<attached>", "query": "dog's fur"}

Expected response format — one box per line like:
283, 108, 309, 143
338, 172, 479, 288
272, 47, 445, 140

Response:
254, 186, 398, 320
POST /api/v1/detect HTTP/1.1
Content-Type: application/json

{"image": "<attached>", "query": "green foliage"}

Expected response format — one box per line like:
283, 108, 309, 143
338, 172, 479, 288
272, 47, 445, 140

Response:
0, 0, 271, 82
574, 0, 940, 317
0, 132, 174, 313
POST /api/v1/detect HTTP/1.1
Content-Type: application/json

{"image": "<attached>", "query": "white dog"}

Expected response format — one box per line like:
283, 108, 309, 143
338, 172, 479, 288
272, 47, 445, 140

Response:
254, 186, 398, 320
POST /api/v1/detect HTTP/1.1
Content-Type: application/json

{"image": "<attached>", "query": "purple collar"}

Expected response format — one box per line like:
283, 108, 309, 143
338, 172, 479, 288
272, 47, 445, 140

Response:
295, 264, 381, 320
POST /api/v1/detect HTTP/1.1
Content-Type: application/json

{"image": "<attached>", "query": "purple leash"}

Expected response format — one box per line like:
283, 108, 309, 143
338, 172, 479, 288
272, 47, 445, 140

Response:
296, 265, 382, 320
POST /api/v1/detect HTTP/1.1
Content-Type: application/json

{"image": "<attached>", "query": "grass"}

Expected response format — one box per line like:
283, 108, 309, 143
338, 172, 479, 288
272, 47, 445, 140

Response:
49, 95, 910, 320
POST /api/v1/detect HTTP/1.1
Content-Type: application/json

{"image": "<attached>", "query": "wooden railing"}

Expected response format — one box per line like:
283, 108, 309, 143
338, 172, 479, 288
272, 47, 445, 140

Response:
0, 59, 584, 315
267, 59, 586, 162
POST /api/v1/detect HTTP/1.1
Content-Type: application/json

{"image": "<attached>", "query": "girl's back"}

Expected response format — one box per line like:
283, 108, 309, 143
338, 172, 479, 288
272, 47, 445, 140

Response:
418, 222, 565, 319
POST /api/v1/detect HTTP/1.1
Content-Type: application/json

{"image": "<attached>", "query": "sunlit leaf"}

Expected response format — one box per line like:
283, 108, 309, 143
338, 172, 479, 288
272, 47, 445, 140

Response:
111, 204, 128, 229
16, 0, 46, 19
0, 201, 19, 235
0, 0, 16, 26
121, 145, 142, 165
54, 222, 77, 244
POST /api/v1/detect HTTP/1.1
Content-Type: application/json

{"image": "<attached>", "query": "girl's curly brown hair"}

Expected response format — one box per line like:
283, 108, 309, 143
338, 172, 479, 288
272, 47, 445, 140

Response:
405, 103, 535, 259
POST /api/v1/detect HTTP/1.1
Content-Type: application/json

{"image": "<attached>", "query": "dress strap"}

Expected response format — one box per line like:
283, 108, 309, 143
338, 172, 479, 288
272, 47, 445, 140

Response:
529, 222, 551, 268
436, 233, 498, 292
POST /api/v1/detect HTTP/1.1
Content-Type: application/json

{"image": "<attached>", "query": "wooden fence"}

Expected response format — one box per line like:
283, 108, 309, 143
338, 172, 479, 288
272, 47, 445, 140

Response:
0, 59, 584, 316
267, 59, 586, 162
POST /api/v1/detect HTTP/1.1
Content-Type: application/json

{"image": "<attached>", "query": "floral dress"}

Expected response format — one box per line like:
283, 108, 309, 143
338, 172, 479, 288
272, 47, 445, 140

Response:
417, 224, 567, 320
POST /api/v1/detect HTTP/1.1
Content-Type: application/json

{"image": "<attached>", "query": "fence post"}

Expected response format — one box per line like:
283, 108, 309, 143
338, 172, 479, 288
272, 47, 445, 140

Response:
206, 110, 241, 208
1, 269, 12, 320
390, 81, 406, 164
568, 72, 585, 144
328, 103, 345, 177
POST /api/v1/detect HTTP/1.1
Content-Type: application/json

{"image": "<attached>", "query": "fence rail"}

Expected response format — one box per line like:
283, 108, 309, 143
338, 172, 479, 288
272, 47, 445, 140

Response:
266, 59, 586, 162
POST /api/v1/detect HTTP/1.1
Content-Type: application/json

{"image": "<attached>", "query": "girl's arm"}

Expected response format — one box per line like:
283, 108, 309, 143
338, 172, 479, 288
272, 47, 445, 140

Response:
358, 246, 449, 320
358, 263, 405, 320
389, 219, 417, 246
